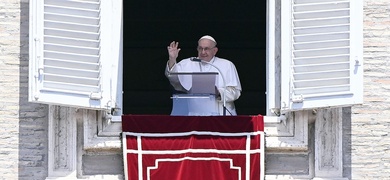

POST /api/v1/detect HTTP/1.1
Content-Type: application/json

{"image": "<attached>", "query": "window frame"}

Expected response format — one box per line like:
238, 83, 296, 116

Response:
30, 0, 362, 116
31, 0, 362, 151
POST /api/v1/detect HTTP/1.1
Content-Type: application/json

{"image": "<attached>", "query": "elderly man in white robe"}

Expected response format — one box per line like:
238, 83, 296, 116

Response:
165, 35, 242, 115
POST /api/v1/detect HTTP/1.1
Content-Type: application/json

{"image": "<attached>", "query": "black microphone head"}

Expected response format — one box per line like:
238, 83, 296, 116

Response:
190, 57, 202, 62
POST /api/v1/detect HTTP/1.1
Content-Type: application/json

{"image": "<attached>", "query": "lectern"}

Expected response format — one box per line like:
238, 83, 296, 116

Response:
169, 72, 218, 116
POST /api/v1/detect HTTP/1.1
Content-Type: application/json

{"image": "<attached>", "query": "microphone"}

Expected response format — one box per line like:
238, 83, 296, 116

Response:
190, 57, 230, 116
190, 58, 202, 62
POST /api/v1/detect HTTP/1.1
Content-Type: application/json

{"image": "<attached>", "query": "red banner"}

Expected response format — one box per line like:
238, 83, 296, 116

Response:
122, 115, 264, 180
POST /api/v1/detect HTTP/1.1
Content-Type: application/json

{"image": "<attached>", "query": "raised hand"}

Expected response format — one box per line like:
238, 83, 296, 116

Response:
167, 41, 181, 68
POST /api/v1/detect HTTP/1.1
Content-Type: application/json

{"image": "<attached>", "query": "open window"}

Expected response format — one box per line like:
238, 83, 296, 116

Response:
29, 0, 362, 118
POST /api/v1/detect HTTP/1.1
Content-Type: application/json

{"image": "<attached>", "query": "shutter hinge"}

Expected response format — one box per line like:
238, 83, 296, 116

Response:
291, 95, 304, 103
89, 92, 102, 100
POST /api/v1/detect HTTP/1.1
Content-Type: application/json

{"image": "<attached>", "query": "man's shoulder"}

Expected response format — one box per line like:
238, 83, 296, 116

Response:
178, 57, 193, 63
176, 58, 196, 67
215, 57, 234, 64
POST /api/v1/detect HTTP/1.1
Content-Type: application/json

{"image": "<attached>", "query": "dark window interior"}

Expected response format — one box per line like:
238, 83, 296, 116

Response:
123, 1, 266, 115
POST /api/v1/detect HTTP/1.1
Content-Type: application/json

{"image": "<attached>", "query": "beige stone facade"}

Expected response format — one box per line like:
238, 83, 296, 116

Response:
350, 0, 390, 179
0, 0, 48, 179
0, 0, 389, 179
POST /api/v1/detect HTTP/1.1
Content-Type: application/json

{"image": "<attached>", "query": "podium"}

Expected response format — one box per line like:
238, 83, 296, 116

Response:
169, 72, 219, 116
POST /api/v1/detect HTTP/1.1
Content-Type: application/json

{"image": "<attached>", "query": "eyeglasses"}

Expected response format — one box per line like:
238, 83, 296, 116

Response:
197, 46, 215, 52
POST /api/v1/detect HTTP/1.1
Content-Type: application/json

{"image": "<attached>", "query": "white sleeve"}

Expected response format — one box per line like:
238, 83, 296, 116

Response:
217, 86, 241, 103
165, 61, 187, 92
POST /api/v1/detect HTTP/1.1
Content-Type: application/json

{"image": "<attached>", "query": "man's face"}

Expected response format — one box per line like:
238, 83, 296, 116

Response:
197, 39, 218, 62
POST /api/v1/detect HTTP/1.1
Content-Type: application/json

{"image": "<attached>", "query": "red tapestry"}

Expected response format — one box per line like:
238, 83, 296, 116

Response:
122, 115, 264, 180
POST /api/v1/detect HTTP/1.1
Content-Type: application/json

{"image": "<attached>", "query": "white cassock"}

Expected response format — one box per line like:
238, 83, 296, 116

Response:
165, 56, 242, 115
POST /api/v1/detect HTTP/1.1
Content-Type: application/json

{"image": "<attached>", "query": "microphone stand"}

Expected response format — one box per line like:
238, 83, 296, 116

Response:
191, 57, 228, 116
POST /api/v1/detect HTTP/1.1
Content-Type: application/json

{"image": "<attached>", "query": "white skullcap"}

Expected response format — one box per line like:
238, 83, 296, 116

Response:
198, 35, 217, 45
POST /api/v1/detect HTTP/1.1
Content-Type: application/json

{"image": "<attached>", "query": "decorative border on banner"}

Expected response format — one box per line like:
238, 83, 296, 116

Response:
122, 131, 265, 180
147, 157, 242, 180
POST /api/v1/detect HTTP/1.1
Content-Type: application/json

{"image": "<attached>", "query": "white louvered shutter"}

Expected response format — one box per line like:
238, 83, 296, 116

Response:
29, 0, 122, 110
280, 0, 363, 112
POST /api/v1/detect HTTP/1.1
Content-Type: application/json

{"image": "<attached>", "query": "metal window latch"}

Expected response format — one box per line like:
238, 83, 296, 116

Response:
355, 56, 361, 66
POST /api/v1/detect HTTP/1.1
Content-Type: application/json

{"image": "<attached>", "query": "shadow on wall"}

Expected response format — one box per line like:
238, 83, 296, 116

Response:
342, 107, 352, 179
19, 1, 49, 179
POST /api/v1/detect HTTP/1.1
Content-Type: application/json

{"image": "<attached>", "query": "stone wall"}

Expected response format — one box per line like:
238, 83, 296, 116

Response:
350, 0, 390, 179
0, 0, 48, 179
1, 0, 389, 179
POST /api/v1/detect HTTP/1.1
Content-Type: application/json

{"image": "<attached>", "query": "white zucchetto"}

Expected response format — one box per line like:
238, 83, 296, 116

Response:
198, 35, 217, 45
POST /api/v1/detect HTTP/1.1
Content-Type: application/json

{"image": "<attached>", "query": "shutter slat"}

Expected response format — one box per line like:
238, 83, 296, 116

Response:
44, 44, 99, 55
294, 0, 349, 5
294, 70, 349, 80
294, 32, 349, 42
294, 17, 349, 27
294, 55, 349, 65
44, 66, 99, 78
44, 21, 99, 33
294, 78, 349, 88
42, 83, 99, 94
294, 47, 349, 58
294, 18, 350, 28
294, 86, 351, 96
44, 29, 99, 40
44, 74, 100, 86
45, 58, 100, 70
295, 25, 349, 35
294, 39, 349, 49
44, 51, 99, 63
294, 9, 350, 20
44, 6, 100, 17
294, 2, 349, 12
45, 0, 100, 9
45, 36, 99, 47
45, 13, 99, 25
294, 63, 349, 72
